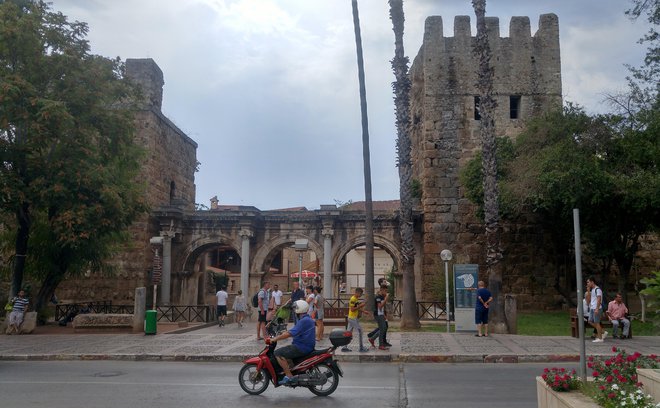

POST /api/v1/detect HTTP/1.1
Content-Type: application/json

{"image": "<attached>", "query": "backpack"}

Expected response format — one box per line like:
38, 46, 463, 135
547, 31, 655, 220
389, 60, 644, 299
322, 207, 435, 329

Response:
252, 292, 260, 308
600, 289, 608, 312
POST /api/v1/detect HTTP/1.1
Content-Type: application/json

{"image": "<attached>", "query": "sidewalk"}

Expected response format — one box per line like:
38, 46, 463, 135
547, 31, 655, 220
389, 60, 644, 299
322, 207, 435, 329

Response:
1, 321, 657, 363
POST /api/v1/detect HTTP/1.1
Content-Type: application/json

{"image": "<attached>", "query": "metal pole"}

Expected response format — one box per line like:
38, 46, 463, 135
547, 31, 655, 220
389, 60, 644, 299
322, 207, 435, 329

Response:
298, 252, 303, 288
444, 261, 450, 333
153, 284, 157, 311
573, 208, 586, 382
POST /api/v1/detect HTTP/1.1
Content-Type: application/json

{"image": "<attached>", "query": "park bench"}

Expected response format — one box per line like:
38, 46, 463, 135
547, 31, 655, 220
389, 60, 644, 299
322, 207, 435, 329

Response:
570, 309, 632, 339
323, 307, 349, 328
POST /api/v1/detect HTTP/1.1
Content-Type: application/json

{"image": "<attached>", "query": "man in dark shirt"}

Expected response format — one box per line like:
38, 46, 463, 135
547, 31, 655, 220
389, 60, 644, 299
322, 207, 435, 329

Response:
475, 280, 493, 337
290, 281, 305, 324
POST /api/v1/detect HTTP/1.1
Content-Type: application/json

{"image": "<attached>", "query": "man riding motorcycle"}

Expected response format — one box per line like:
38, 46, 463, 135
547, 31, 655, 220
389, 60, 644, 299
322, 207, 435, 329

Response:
266, 299, 316, 384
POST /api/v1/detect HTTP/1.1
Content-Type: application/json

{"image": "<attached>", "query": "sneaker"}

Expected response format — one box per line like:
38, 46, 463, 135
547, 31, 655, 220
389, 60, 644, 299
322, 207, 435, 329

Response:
359, 347, 369, 352
602, 331, 608, 340
592, 338, 604, 343
280, 376, 292, 385
384, 342, 393, 347
368, 337, 375, 348
341, 347, 352, 352
378, 345, 390, 350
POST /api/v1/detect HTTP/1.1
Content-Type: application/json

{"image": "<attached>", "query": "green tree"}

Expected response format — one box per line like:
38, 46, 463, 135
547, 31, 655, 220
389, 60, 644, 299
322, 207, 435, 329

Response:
388, 0, 419, 329
0, 1, 147, 314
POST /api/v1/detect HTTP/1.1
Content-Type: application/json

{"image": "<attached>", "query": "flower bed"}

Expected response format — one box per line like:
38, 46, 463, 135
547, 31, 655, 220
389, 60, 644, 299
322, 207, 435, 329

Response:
537, 348, 660, 408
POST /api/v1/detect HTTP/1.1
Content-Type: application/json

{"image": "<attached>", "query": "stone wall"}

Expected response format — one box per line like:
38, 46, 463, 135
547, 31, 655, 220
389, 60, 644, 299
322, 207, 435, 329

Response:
56, 59, 198, 303
409, 14, 565, 309
409, 14, 658, 309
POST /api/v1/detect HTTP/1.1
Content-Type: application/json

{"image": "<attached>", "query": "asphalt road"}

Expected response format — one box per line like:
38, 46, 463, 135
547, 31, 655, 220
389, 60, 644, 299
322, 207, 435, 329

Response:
0, 361, 574, 408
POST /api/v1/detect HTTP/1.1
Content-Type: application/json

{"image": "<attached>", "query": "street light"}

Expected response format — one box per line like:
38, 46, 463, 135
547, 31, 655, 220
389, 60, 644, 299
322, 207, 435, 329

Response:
441, 249, 453, 333
291, 239, 309, 287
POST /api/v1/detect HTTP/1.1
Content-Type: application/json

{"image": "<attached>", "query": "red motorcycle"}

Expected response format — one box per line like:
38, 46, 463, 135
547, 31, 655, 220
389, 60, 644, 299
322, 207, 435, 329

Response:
238, 328, 352, 396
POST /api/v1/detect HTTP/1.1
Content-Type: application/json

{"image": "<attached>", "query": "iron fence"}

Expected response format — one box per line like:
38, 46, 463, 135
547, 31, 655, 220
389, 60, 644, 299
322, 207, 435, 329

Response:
55, 302, 213, 323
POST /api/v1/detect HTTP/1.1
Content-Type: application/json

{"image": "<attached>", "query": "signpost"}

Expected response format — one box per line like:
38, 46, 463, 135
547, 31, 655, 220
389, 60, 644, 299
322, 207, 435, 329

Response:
453, 264, 479, 332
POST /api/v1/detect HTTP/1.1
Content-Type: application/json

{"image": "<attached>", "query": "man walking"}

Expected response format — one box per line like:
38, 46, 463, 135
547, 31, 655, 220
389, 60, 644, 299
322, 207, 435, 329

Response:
256, 281, 271, 340
215, 286, 228, 327
342, 287, 370, 352
586, 276, 608, 343
606, 293, 630, 339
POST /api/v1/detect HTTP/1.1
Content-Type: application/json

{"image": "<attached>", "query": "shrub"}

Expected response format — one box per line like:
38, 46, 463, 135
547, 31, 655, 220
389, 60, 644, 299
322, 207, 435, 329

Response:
541, 367, 580, 391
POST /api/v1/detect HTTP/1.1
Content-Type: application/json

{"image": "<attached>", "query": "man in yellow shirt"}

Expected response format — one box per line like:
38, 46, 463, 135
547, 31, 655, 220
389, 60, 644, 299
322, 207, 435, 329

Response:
341, 287, 370, 352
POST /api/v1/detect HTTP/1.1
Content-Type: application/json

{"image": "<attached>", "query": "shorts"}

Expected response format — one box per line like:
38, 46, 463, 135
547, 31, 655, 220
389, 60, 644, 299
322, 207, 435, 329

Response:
316, 310, 324, 320
589, 309, 601, 324
274, 344, 306, 360
475, 308, 489, 324
258, 311, 267, 322
217, 305, 227, 317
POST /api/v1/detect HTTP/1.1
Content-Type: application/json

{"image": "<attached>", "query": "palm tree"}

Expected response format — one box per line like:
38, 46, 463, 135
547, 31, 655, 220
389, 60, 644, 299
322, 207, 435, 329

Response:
388, 0, 419, 329
472, 0, 506, 332
351, 0, 375, 306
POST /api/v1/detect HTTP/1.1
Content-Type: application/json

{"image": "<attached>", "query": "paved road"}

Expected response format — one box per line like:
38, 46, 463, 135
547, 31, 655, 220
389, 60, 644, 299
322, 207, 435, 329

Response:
0, 360, 568, 408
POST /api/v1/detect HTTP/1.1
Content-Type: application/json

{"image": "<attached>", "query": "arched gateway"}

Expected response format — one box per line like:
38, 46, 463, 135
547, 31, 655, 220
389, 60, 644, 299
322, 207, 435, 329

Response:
152, 202, 423, 305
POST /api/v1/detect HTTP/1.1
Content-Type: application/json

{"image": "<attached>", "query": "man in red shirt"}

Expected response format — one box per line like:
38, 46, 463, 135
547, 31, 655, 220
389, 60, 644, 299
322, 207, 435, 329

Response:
606, 293, 630, 339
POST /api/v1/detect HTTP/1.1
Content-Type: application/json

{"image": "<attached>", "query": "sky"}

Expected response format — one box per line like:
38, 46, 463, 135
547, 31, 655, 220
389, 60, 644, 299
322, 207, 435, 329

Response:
48, 0, 650, 211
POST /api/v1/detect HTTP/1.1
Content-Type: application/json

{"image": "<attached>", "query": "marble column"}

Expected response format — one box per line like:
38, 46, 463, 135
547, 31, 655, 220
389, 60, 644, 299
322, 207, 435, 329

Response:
161, 232, 174, 305
239, 228, 253, 298
322, 228, 334, 297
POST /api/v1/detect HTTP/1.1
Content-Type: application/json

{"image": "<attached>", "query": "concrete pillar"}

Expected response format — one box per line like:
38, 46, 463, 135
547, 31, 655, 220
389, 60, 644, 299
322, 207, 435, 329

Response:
239, 228, 253, 298
322, 228, 334, 297
133, 287, 146, 332
161, 232, 173, 305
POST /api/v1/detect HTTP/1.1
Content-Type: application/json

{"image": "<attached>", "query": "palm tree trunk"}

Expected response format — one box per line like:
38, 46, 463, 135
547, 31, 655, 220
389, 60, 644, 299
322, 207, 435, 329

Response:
389, 0, 419, 329
472, 0, 506, 332
351, 0, 375, 306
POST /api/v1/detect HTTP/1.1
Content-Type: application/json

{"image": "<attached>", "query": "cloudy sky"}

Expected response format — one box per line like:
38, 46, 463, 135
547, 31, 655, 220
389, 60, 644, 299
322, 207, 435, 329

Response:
49, 0, 649, 211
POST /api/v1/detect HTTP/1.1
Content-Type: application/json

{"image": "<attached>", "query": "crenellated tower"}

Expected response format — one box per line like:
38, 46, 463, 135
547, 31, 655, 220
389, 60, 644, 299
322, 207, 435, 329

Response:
409, 14, 563, 308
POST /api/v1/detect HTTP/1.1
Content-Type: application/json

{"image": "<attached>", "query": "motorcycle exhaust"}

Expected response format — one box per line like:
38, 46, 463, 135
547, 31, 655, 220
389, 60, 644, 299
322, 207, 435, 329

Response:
293, 374, 328, 386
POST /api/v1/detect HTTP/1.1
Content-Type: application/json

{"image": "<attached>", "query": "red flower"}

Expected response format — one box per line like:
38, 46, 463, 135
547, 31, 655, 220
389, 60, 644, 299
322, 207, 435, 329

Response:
593, 371, 600, 377
612, 346, 618, 352
606, 375, 613, 383
607, 392, 616, 399
599, 385, 606, 391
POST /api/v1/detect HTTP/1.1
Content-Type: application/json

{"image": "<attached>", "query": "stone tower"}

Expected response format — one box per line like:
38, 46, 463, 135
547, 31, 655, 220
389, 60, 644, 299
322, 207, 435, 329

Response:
409, 15, 562, 307
56, 58, 198, 304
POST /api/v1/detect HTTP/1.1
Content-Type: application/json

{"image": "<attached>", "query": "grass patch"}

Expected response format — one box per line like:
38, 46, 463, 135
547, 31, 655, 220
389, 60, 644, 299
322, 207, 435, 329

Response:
517, 311, 659, 336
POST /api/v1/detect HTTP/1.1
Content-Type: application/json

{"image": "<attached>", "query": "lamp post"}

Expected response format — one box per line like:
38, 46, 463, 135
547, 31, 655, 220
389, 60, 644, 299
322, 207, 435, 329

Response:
441, 249, 453, 333
291, 239, 309, 288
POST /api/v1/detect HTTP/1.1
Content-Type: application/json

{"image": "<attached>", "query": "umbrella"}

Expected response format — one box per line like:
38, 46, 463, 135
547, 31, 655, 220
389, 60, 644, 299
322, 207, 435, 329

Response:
290, 270, 317, 278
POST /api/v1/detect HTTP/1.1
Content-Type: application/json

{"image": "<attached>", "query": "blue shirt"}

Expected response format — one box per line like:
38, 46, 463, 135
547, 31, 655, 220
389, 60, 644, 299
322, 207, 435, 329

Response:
291, 288, 305, 302
288, 314, 316, 353
476, 288, 492, 310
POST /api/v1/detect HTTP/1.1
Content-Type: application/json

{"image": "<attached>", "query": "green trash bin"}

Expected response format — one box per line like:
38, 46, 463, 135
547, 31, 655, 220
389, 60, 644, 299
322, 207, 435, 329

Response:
145, 310, 157, 335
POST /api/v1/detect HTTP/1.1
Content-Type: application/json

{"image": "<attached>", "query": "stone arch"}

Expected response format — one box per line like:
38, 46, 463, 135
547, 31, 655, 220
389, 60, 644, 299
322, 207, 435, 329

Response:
252, 234, 324, 275
180, 235, 241, 274
332, 233, 401, 276
173, 235, 241, 305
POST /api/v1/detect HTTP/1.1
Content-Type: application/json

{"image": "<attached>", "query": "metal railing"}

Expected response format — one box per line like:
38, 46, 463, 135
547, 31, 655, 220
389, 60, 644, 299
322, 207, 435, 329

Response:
55, 302, 213, 323
323, 298, 447, 321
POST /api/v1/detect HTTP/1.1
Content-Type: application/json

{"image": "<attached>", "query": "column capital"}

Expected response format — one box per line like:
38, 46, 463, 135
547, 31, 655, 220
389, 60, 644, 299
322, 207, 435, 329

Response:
160, 230, 175, 240
322, 228, 334, 238
239, 228, 254, 239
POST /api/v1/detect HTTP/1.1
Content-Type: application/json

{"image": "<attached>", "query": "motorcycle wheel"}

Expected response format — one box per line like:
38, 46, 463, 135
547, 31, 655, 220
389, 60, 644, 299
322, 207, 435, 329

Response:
308, 363, 339, 397
238, 364, 270, 395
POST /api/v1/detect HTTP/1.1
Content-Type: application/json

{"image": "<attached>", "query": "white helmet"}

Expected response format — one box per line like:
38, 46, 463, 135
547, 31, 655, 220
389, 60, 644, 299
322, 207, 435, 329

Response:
293, 299, 309, 314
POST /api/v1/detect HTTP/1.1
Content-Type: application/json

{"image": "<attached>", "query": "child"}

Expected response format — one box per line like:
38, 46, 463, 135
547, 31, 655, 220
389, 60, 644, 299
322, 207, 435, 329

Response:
341, 287, 370, 352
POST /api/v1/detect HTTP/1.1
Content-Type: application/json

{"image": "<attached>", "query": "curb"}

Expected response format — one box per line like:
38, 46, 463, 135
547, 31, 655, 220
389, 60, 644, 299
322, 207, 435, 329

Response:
0, 353, 589, 364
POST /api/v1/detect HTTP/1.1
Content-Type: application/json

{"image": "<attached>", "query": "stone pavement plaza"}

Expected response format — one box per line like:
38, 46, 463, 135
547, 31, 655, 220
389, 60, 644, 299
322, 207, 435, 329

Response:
1, 322, 658, 363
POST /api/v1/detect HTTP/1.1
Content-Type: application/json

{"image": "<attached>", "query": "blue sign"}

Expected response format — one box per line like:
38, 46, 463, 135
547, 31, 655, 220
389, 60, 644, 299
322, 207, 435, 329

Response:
454, 264, 478, 309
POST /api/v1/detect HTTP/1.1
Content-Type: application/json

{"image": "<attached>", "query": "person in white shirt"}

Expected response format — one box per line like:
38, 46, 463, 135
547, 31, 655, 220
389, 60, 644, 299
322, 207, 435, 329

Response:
216, 286, 228, 327
271, 284, 283, 308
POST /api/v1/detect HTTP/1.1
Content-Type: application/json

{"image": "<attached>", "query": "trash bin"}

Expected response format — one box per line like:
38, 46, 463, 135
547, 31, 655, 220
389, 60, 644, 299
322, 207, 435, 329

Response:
145, 309, 157, 335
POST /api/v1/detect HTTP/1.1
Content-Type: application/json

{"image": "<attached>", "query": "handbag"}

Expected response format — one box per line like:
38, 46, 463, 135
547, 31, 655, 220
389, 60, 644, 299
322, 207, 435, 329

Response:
4, 301, 13, 311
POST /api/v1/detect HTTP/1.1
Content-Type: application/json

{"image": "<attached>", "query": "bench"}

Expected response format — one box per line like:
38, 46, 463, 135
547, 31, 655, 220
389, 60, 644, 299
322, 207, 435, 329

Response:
72, 313, 134, 332
323, 307, 348, 327
570, 309, 632, 339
